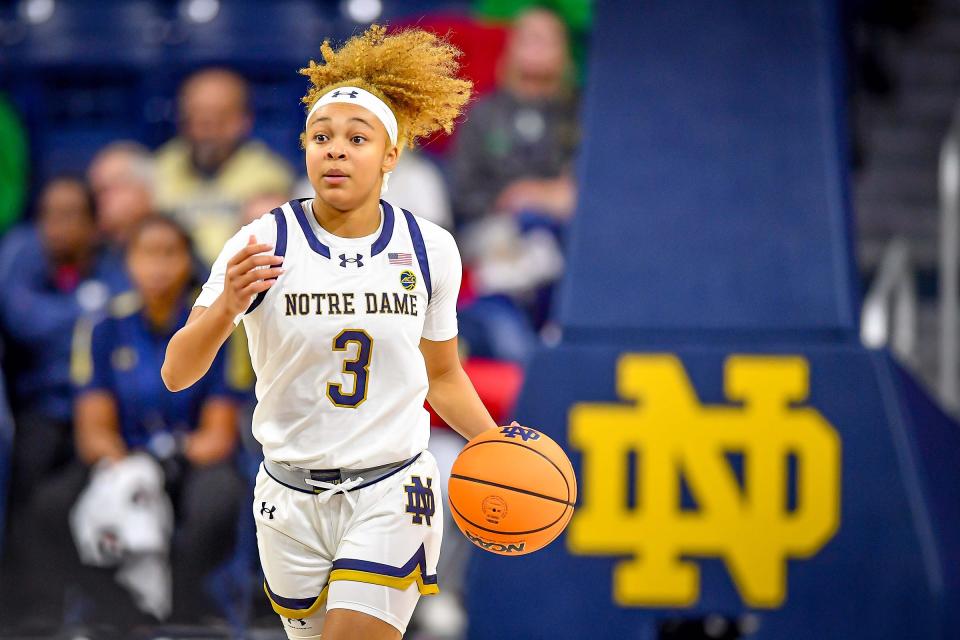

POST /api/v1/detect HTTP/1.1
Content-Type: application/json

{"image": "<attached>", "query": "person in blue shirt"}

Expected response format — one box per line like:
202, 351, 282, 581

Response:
0, 177, 117, 632
0, 215, 243, 633
0, 177, 112, 495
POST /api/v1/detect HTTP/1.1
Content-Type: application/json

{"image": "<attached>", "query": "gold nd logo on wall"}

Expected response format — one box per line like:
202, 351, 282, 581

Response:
568, 355, 841, 608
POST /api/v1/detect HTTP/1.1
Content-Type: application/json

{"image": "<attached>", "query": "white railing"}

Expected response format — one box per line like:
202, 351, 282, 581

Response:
862, 237, 917, 367
939, 113, 960, 409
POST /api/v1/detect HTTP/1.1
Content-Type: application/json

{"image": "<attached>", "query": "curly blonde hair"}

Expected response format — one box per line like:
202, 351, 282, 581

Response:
299, 25, 473, 149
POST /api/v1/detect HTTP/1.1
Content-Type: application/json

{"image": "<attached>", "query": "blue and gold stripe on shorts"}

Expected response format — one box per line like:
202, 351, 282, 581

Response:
264, 580, 329, 618
328, 543, 439, 595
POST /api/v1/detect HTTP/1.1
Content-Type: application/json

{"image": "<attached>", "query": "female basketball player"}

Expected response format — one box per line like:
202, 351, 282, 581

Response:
162, 26, 498, 640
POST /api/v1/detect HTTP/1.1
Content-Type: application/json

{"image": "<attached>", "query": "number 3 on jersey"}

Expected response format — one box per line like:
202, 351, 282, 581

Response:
327, 329, 373, 408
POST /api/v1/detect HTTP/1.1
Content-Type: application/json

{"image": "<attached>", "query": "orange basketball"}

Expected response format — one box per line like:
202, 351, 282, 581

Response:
447, 424, 577, 556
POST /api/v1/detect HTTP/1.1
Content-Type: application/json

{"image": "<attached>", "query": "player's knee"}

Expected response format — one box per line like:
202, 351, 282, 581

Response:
281, 610, 325, 640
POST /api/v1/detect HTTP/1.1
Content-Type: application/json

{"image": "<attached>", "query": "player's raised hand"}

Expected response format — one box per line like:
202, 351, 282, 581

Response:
221, 235, 284, 316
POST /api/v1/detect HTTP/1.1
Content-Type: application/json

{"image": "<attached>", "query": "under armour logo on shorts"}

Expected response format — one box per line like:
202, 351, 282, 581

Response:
261, 502, 277, 519
404, 476, 435, 526
339, 253, 364, 268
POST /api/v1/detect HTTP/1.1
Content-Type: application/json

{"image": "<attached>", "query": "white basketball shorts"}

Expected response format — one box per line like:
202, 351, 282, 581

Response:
253, 450, 443, 635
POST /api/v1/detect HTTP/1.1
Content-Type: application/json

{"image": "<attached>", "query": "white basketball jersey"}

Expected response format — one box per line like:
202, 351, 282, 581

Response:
195, 198, 462, 469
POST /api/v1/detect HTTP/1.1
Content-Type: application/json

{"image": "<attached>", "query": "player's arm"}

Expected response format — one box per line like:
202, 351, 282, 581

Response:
75, 390, 127, 465
420, 336, 498, 441
161, 236, 282, 392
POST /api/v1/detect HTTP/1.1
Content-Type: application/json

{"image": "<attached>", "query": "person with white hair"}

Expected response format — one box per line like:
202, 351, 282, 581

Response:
88, 140, 158, 248
88, 141, 160, 294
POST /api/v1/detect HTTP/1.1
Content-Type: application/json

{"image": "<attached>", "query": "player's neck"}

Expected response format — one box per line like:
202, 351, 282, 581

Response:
311, 190, 382, 239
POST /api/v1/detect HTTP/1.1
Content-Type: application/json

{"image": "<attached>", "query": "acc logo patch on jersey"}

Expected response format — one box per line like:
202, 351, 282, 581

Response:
568, 354, 841, 609
400, 270, 417, 291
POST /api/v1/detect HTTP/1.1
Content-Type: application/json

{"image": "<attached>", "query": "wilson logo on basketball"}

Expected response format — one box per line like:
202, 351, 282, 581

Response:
481, 496, 508, 524
499, 426, 541, 441
464, 530, 527, 554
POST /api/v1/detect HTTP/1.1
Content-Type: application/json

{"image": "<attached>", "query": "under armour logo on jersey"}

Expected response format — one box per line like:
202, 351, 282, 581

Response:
339, 253, 364, 268
331, 89, 359, 99
404, 476, 435, 526
260, 502, 276, 519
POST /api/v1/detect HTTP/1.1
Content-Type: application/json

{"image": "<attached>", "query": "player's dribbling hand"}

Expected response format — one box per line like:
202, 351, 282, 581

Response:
222, 235, 284, 316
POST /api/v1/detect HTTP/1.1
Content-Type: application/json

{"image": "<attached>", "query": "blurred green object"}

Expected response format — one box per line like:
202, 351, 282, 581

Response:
474, 0, 592, 83
474, 0, 591, 30
0, 96, 28, 233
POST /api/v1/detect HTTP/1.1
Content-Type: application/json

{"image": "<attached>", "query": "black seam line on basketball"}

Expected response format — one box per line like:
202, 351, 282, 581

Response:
448, 496, 571, 536
449, 474, 574, 507
541, 508, 574, 548
459, 439, 571, 504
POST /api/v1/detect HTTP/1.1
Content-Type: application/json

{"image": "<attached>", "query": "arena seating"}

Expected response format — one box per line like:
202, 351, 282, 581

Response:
0, 0, 474, 185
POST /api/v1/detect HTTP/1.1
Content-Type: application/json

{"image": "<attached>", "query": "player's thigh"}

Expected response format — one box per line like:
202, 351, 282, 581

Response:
323, 608, 402, 640
324, 581, 415, 640
338, 450, 444, 579
327, 452, 444, 634
254, 467, 332, 620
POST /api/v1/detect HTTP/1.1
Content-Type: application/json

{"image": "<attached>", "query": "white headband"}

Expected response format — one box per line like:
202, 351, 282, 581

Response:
305, 86, 399, 147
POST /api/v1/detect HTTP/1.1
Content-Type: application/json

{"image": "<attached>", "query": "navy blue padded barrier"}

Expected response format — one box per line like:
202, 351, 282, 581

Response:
557, 0, 859, 338
888, 359, 960, 632
466, 345, 960, 640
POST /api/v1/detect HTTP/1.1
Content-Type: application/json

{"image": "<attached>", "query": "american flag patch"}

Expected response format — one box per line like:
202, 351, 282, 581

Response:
389, 252, 412, 265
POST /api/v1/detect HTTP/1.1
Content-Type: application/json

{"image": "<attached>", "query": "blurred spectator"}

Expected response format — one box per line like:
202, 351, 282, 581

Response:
0, 177, 110, 496
88, 141, 159, 293
451, 7, 579, 362
0, 176, 112, 631
241, 190, 290, 226
2, 216, 242, 633
72, 215, 242, 624
451, 6, 578, 225
88, 141, 157, 248
0, 95, 28, 234
383, 149, 454, 229
474, 0, 592, 83
155, 68, 294, 264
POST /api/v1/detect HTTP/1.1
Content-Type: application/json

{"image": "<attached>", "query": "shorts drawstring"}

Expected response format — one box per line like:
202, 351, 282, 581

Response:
305, 476, 365, 508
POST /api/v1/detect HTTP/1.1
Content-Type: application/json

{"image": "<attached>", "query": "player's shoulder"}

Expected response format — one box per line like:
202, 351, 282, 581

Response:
246, 207, 284, 231
396, 206, 457, 252
234, 207, 283, 246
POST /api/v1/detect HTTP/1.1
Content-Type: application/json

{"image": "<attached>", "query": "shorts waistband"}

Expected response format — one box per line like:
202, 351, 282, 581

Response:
263, 453, 421, 495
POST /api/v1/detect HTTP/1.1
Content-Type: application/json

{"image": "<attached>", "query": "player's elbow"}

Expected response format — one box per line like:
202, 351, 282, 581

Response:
161, 358, 191, 392
160, 363, 181, 392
